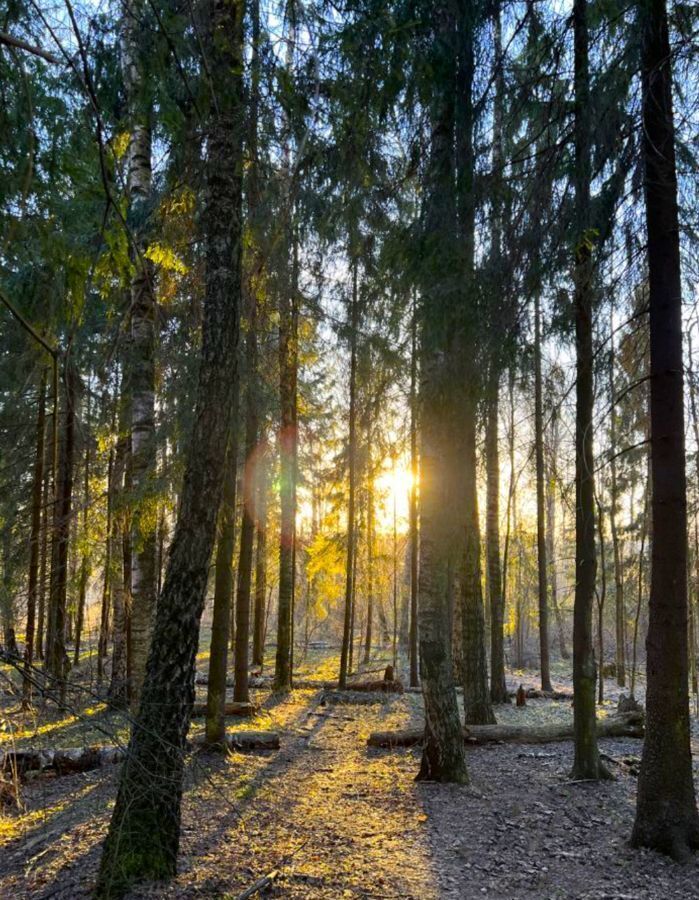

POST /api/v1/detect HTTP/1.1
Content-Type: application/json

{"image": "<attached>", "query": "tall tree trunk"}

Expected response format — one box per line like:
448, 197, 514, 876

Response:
571, 0, 606, 781
408, 303, 419, 686
363, 415, 374, 665
461, 394, 496, 724
45, 358, 77, 695
631, 0, 699, 858
252, 446, 267, 668
273, 3, 299, 693
486, 368, 507, 702
22, 368, 47, 705
95, 0, 244, 884
74, 389, 91, 666
608, 322, 626, 686
108, 419, 129, 709
416, 0, 468, 783
534, 294, 552, 690
97, 444, 113, 684
36, 400, 53, 662
234, 320, 258, 704
339, 260, 359, 689
206, 421, 238, 745
545, 408, 568, 660
123, 0, 158, 713
596, 495, 607, 703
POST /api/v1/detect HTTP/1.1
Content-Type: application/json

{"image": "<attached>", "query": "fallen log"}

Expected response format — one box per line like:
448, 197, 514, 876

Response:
0, 745, 125, 778
339, 679, 403, 693
193, 731, 281, 752
191, 701, 259, 718
225, 731, 279, 751
367, 712, 644, 748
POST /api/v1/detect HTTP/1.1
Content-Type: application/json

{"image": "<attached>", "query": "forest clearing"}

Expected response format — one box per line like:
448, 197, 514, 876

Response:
2, 0, 699, 893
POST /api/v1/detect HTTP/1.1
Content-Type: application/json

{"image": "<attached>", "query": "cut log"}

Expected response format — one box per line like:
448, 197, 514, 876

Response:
191, 701, 258, 718
367, 712, 644, 748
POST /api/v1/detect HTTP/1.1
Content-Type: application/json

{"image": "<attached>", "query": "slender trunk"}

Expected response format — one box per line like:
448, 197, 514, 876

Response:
45, 358, 77, 695
108, 421, 129, 709
631, 486, 648, 699
36, 404, 52, 662
609, 323, 626, 686
339, 261, 359, 689
534, 294, 552, 691
596, 495, 607, 703
22, 368, 47, 705
409, 302, 419, 686
252, 447, 267, 667
96, 0, 244, 882
486, 369, 507, 702
571, 0, 605, 780
74, 389, 91, 666
206, 421, 238, 745
632, 0, 699, 857
545, 409, 568, 660
97, 445, 113, 684
123, 0, 158, 713
364, 417, 374, 664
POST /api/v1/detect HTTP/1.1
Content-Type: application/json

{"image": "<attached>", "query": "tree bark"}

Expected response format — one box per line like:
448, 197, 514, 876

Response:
571, 0, 606, 781
534, 294, 552, 691
486, 368, 507, 703
339, 260, 359, 689
95, 0, 244, 885
608, 323, 626, 686
45, 357, 77, 695
415, 0, 468, 783
252, 447, 267, 668
631, 0, 699, 859
206, 422, 238, 746
22, 368, 47, 706
122, 0, 158, 714
409, 304, 419, 687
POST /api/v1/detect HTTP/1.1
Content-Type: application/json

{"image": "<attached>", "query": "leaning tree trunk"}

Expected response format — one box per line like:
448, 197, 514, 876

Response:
534, 293, 552, 691
95, 0, 244, 886
571, 0, 606, 781
122, 0, 158, 713
631, 0, 699, 860
415, 0, 468, 784
22, 368, 47, 706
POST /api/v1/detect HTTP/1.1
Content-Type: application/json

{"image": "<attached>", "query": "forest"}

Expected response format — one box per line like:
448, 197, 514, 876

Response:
0, 0, 698, 895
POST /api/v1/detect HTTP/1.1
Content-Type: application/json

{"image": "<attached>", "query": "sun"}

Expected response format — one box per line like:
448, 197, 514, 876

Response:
375, 461, 414, 528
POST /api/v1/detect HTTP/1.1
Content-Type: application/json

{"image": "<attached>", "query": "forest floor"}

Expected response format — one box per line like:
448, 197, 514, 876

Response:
2, 653, 699, 898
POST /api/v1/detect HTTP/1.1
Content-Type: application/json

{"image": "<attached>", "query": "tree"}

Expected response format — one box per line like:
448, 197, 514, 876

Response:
631, 0, 699, 860
534, 293, 552, 691
416, 0, 468, 784
95, 0, 244, 884
570, 0, 607, 781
